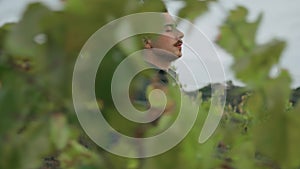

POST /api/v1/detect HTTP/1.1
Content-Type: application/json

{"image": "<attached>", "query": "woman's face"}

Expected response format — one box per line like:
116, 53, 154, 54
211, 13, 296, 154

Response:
148, 13, 184, 59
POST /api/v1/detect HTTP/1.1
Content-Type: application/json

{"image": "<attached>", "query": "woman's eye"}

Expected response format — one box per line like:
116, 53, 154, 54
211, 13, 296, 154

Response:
165, 25, 173, 32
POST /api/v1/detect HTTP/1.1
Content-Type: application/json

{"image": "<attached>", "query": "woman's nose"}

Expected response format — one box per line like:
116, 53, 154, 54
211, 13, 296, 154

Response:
176, 29, 184, 39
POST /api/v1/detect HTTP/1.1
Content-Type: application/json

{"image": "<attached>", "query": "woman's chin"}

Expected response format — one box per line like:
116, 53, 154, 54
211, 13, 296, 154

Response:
175, 51, 182, 58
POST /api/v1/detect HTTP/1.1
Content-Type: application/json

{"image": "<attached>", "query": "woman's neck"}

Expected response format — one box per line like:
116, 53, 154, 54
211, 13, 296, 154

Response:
143, 49, 174, 71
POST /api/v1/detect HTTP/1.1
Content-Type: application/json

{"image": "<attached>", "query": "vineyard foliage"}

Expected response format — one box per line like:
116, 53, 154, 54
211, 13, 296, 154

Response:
0, 0, 299, 169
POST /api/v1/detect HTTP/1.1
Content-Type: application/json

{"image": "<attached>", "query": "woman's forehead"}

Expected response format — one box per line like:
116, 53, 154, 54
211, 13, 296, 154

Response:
162, 13, 176, 24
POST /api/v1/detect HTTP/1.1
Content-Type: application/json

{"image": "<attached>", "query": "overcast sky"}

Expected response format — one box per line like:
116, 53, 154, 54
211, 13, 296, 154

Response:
166, 0, 300, 90
0, 0, 299, 90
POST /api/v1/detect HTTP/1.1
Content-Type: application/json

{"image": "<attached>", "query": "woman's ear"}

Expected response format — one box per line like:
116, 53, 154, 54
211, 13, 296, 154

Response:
143, 38, 152, 49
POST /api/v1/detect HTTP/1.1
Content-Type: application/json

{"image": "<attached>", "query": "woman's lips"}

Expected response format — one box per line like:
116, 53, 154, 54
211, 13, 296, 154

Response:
174, 40, 183, 49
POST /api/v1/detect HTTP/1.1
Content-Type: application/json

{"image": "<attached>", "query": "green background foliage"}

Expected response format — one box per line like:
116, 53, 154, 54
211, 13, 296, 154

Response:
0, 0, 299, 169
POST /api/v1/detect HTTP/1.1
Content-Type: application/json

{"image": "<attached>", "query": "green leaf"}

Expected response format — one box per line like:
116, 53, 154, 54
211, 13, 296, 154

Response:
5, 3, 52, 58
59, 140, 104, 169
284, 103, 300, 168
50, 113, 70, 150
233, 39, 286, 86
217, 6, 262, 58
0, 23, 14, 50
252, 71, 292, 167
178, 0, 217, 21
